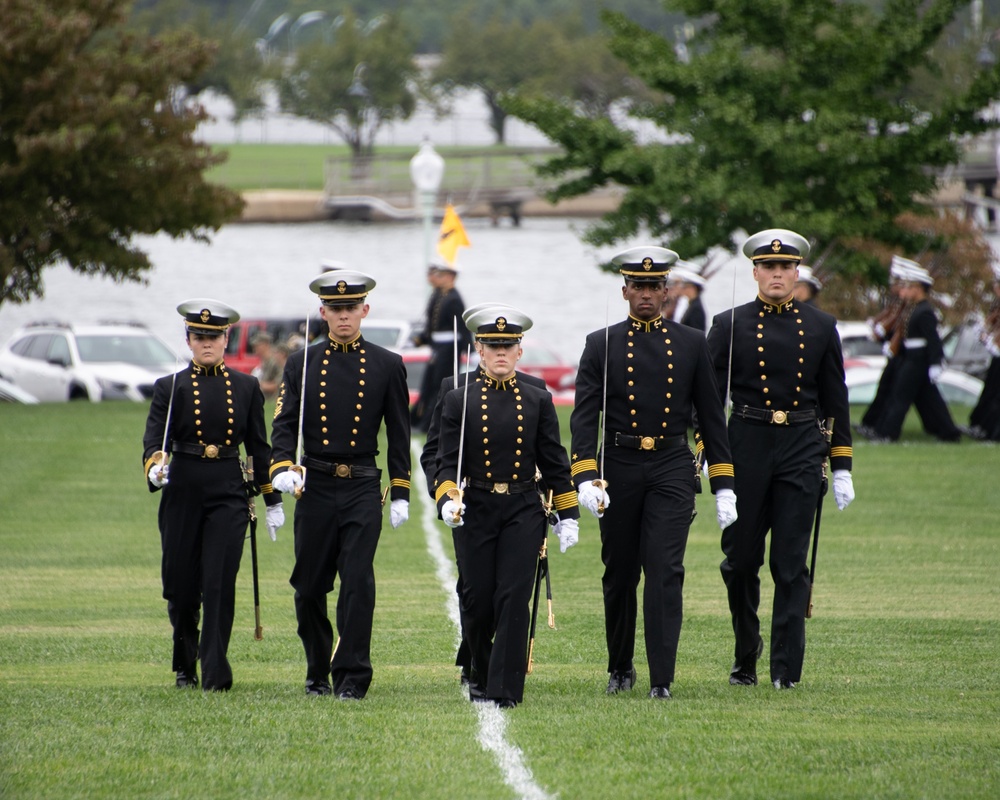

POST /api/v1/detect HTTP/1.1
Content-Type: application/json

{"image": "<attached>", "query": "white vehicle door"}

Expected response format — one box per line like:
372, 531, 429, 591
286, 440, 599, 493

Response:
16, 333, 74, 401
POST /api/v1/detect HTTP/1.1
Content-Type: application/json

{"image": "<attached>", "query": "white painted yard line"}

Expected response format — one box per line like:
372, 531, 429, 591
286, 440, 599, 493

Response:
411, 442, 554, 800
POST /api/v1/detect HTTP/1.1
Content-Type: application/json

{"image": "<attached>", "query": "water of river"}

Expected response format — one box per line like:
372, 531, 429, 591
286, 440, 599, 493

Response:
0, 217, 759, 363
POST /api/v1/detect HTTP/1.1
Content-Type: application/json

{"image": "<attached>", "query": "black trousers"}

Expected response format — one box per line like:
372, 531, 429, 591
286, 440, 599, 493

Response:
721, 418, 826, 684
453, 489, 545, 704
598, 446, 697, 687
970, 357, 1000, 438
875, 356, 960, 441
413, 345, 454, 431
158, 456, 248, 691
861, 355, 900, 429
290, 470, 382, 697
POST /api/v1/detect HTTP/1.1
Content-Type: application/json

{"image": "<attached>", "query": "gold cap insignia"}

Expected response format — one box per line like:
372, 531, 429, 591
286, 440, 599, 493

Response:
771, 239, 782, 253
496, 316, 507, 331
200, 309, 211, 323
336, 280, 347, 294
642, 257, 653, 271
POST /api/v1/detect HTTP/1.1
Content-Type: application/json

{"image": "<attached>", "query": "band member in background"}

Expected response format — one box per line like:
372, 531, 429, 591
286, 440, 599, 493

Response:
143, 299, 284, 691
793, 266, 823, 306
965, 276, 1000, 441
867, 258, 961, 443
434, 304, 579, 708
707, 229, 854, 690
411, 261, 469, 432
572, 246, 737, 701
666, 262, 709, 333
270, 270, 411, 700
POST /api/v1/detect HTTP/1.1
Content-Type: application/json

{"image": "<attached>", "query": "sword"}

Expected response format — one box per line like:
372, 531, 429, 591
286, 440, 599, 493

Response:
289, 311, 310, 497
453, 316, 459, 390
593, 297, 610, 512
806, 418, 834, 619
542, 490, 555, 629
526, 537, 548, 675
151, 363, 179, 480
447, 343, 472, 524
243, 456, 263, 640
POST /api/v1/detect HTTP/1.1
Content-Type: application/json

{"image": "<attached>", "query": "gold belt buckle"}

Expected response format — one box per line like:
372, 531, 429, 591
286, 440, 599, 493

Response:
771, 410, 788, 425
335, 464, 351, 478
203, 444, 219, 458
493, 482, 509, 495
640, 436, 656, 450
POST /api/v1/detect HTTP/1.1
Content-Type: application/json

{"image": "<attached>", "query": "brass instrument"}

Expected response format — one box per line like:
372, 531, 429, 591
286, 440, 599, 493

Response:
982, 297, 1000, 351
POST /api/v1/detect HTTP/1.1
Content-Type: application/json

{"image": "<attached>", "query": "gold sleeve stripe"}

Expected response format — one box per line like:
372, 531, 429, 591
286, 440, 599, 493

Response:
830, 446, 853, 458
707, 464, 735, 478
570, 459, 598, 476
435, 480, 458, 504
143, 457, 156, 476
390, 478, 410, 488
694, 440, 705, 454
553, 491, 578, 511
269, 460, 294, 477
259, 483, 273, 493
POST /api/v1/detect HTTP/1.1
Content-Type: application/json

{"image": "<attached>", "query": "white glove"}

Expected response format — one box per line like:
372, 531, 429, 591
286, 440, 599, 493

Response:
577, 482, 610, 518
553, 518, 579, 553
441, 499, 465, 528
715, 488, 738, 530
273, 470, 303, 495
987, 339, 1000, 358
928, 364, 943, 384
871, 320, 886, 339
265, 504, 284, 542
833, 470, 855, 511
881, 341, 893, 357
148, 463, 168, 488
389, 499, 409, 529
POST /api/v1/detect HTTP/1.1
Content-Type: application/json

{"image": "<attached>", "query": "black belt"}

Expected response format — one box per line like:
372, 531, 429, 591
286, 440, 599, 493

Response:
301, 456, 380, 479
172, 442, 240, 459
612, 433, 688, 451
465, 478, 536, 495
733, 405, 817, 426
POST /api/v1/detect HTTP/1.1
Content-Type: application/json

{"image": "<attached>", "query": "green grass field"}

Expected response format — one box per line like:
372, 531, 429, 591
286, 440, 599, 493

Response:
1, 401, 998, 799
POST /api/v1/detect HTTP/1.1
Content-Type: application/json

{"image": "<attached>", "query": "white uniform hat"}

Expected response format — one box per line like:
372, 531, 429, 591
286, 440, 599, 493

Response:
891, 255, 933, 286
668, 266, 706, 288
611, 245, 679, 282
743, 229, 810, 263
308, 270, 377, 306
465, 304, 532, 345
177, 299, 240, 336
796, 265, 823, 291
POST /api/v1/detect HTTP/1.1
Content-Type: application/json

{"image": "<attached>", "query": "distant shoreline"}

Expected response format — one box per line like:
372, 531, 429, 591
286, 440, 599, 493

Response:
238, 188, 623, 223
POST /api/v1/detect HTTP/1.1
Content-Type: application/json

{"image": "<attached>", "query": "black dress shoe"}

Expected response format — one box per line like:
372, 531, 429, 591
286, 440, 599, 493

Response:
607, 667, 637, 694
648, 685, 672, 700
336, 688, 362, 701
729, 639, 762, 686
175, 670, 198, 689
305, 679, 332, 696
772, 678, 797, 690
494, 698, 517, 709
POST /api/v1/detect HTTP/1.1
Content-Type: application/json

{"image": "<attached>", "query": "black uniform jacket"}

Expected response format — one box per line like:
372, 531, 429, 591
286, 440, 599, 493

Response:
707, 296, 853, 472
570, 315, 734, 493
680, 296, 707, 334
416, 288, 470, 349
269, 334, 411, 501
900, 300, 945, 366
142, 360, 280, 504
433, 372, 579, 521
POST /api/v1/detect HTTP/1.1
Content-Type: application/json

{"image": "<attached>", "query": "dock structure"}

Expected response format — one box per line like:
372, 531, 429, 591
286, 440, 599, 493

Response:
322, 147, 560, 225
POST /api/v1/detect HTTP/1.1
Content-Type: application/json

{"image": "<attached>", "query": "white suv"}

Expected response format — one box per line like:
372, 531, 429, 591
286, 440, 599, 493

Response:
0, 321, 179, 402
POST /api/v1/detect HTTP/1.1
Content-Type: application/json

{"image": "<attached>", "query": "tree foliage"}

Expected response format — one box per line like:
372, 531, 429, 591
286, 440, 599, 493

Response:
0, 0, 243, 308
274, 10, 418, 162
503, 0, 1000, 315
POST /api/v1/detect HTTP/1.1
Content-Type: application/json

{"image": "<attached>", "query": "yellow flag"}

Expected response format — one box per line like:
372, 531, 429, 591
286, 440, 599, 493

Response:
437, 203, 471, 266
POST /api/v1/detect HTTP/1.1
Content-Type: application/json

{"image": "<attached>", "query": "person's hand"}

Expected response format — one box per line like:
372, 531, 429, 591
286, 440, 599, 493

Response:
148, 463, 168, 488
441, 499, 465, 528
553, 518, 579, 553
389, 499, 409, 529
265, 504, 285, 541
928, 364, 943, 384
715, 488, 738, 529
833, 470, 855, 511
273, 470, 303, 495
577, 482, 610, 518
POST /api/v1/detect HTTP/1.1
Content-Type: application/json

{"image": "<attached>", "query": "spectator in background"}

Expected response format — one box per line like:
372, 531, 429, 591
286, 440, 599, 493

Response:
251, 332, 282, 399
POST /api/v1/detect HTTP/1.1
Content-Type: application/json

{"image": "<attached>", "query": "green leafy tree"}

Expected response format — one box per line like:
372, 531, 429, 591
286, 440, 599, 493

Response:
275, 11, 418, 163
504, 0, 1000, 304
0, 0, 243, 308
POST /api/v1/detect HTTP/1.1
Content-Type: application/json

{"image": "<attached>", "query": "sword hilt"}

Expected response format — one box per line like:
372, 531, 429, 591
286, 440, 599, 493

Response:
290, 464, 306, 499
448, 487, 464, 525
593, 478, 608, 514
